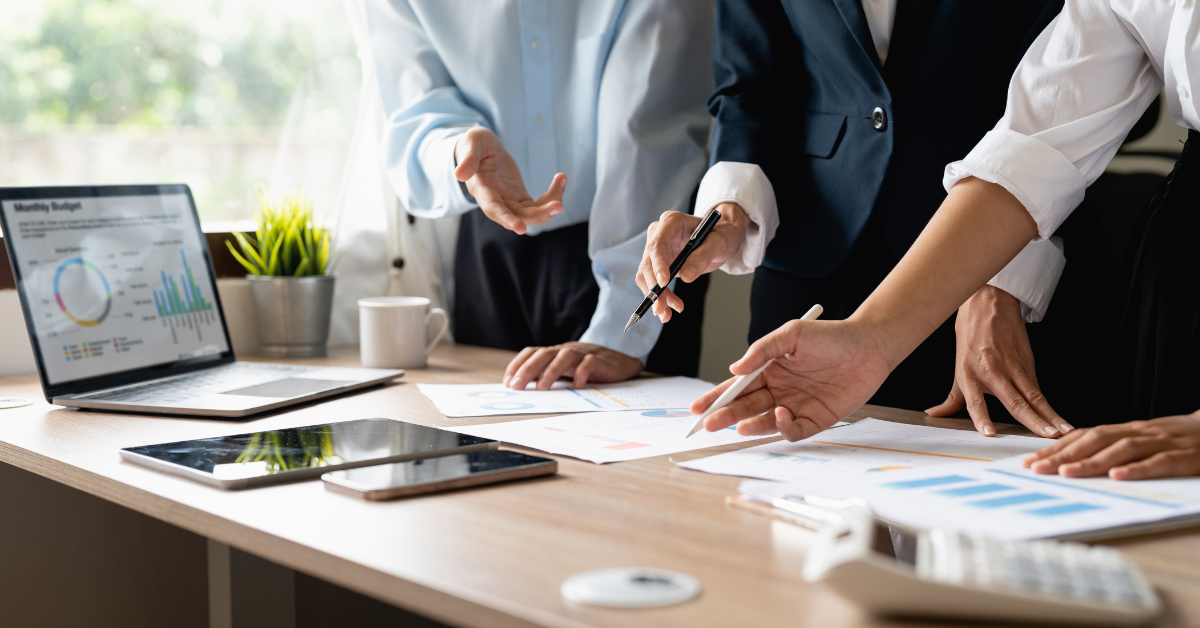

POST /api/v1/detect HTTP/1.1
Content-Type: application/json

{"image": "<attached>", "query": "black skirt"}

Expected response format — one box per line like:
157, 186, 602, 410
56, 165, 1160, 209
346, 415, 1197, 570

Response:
1116, 129, 1200, 420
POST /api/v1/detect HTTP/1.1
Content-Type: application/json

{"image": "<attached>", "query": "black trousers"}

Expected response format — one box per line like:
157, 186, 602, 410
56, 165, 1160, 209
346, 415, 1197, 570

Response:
749, 217, 957, 412
1029, 131, 1200, 426
453, 210, 709, 377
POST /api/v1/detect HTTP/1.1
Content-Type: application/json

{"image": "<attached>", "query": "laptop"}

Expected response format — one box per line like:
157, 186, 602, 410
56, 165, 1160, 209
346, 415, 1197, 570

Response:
0, 184, 403, 417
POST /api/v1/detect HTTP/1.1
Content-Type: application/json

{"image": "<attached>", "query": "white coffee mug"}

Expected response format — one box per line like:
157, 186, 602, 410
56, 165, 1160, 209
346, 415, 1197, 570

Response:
358, 297, 449, 369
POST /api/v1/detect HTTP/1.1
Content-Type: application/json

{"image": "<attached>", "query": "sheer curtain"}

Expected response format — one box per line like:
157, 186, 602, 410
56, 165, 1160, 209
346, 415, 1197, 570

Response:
335, 0, 458, 346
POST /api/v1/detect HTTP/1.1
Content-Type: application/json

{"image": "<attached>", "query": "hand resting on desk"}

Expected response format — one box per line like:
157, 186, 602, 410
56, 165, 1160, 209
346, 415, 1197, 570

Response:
1024, 413, 1200, 480
927, 285, 1074, 439
503, 342, 642, 390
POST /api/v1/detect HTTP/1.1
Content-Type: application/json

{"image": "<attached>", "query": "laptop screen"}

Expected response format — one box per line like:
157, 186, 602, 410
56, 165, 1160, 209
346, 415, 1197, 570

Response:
0, 187, 231, 387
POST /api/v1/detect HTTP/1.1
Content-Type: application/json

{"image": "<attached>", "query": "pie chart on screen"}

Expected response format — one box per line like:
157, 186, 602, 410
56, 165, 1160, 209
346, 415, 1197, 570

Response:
641, 409, 692, 418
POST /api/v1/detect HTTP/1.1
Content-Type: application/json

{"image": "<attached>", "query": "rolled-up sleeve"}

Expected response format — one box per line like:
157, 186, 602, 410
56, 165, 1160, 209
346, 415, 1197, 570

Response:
944, 0, 1163, 316
366, 0, 489, 219
579, 0, 713, 361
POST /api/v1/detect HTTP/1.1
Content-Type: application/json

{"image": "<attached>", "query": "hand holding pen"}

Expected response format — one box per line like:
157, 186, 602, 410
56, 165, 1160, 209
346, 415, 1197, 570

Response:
626, 208, 722, 331
633, 203, 750, 325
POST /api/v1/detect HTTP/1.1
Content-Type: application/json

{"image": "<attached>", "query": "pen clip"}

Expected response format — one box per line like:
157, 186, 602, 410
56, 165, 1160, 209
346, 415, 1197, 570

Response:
689, 208, 720, 241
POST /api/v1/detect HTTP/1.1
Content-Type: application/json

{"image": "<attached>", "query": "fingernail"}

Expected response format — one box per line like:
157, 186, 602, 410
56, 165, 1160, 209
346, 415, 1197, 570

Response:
923, 407, 935, 414
1031, 460, 1051, 472
1042, 425, 1059, 437
1061, 463, 1080, 475
656, 273, 669, 287
549, 208, 562, 216
510, 378, 524, 389
982, 425, 995, 436
1058, 423, 1074, 433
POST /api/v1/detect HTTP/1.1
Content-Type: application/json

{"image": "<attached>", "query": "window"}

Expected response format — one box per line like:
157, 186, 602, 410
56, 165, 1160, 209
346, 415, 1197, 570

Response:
0, 0, 359, 227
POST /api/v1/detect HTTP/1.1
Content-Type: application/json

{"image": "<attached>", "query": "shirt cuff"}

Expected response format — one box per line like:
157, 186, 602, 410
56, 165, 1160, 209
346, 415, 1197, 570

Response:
986, 237, 1065, 323
422, 127, 477, 214
943, 129, 1087, 242
577, 235, 663, 364
692, 161, 779, 275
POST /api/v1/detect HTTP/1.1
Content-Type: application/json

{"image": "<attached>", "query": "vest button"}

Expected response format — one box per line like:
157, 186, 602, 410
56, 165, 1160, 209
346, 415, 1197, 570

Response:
872, 107, 888, 131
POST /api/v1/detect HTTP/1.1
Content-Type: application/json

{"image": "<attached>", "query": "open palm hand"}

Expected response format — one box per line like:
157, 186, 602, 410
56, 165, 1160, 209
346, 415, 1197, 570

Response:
455, 127, 565, 235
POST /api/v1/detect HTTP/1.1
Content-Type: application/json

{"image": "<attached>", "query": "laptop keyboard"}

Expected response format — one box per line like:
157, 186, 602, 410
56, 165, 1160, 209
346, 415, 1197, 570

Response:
80, 363, 315, 404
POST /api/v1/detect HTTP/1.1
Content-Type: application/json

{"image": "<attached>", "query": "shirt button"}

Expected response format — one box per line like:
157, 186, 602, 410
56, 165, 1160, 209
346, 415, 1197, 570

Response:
1180, 0, 1192, 8
872, 107, 888, 131
637, 324, 649, 335
1179, 84, 1190, 100
530, 38, 541, 50
534, 115, 545, 127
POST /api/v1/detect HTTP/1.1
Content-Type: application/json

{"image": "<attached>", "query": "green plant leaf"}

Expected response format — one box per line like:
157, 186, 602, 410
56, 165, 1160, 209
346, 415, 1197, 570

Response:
225, 240, 261, 275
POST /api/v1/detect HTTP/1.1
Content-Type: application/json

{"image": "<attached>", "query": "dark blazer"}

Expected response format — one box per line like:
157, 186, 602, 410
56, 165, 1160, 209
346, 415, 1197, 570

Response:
710, 0, 1063, 277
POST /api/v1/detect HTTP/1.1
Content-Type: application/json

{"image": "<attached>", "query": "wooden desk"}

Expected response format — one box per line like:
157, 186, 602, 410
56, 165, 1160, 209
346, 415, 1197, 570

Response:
0, 344, 1198, 628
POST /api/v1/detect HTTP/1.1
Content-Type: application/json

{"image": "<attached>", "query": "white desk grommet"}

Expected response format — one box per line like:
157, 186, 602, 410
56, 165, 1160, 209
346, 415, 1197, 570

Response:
561, 568, 701, 608
0, 397, 32, 409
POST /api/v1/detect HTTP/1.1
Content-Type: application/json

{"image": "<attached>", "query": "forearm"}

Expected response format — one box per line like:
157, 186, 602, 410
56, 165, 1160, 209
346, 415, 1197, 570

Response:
851, 177, 1038, 369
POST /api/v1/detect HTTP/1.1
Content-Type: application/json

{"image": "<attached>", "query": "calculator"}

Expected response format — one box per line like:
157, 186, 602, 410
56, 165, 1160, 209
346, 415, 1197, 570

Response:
802, 511, 1161, 625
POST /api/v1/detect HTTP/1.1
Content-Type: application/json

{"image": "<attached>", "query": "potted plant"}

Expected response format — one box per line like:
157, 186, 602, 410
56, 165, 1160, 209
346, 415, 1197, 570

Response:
226, 190, 335, 357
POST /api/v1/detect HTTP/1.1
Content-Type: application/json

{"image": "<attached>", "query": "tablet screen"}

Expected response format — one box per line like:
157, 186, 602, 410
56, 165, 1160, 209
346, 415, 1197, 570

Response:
121, 418, 493, 481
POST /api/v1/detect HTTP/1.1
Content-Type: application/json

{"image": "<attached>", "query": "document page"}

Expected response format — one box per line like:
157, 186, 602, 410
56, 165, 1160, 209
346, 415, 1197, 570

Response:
447, 409, 776, 463
417, 377, 713, 417
739, 457, 1200, 540
678, 418, 1045, 482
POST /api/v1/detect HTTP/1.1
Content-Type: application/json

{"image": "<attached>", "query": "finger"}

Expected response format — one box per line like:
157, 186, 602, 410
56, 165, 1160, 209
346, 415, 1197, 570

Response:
955, 377, 1002, 438
538, 349, 583, 390
689, 375, 740, 415
1110, 450, 1200, 481
730, 320, 803, 375
647, 212, 690, 288
658, 288, 685, 314
704, 388, 778, 431
676, 237, 726, 283
1029, 427, 1129, 474
534, 173, 567, 207
1010, 370, 1073, 434
925, 383, 966, 418
454, 139, 481, 181
475, 187, 526, 234
1056, 436, 1171, 478
985, 375, 1060, 439
635, 254, 656, 294
510, 348, 558, 390
734, 412, 781, 436
573, 354, 601, 389
504, 347, 538, 386
1023, 427, 1088, 467
774, 405, 827, 442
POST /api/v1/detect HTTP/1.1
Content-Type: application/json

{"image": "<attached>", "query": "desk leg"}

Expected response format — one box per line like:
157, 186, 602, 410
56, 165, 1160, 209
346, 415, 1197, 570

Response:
207, 539, 296, 628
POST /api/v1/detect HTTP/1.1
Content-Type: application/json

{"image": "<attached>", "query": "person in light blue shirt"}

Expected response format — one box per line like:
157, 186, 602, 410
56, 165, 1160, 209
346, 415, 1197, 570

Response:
366, 0, 713, 388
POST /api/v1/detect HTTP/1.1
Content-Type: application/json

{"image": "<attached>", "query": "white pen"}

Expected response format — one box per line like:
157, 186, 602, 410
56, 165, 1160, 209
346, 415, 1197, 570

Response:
684, 304, 823, 439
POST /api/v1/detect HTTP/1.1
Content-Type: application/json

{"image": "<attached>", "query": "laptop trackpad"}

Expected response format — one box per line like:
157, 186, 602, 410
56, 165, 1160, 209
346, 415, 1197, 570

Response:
221, 378, 355, 398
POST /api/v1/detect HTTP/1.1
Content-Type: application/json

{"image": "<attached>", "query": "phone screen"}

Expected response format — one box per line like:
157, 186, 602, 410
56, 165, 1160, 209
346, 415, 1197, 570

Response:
328, 450, 554, 490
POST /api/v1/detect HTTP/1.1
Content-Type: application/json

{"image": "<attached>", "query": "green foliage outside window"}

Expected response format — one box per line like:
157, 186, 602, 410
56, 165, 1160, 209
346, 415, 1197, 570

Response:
0, 0, 334, 128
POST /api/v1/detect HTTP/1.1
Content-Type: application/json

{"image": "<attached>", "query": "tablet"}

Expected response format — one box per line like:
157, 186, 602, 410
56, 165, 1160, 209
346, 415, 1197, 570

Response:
119, 418, 497, 489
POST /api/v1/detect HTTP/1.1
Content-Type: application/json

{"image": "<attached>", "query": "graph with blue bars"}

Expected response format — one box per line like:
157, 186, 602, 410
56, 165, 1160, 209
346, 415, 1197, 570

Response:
882, 472, 1114, 518
153, 250, 214, 317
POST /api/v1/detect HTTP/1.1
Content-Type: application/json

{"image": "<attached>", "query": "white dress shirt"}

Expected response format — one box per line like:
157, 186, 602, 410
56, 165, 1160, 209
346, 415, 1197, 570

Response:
366, 0, 712, 360
692, 0, 1065, 322
943, 0, 1193, 322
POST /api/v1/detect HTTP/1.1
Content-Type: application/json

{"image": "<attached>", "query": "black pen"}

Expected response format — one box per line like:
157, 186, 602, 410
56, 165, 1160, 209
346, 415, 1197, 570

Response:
625, 208, 722, 332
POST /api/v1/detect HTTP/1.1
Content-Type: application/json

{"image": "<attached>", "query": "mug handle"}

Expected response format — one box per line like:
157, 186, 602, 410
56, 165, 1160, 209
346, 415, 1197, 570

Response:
425, 308, 450, 355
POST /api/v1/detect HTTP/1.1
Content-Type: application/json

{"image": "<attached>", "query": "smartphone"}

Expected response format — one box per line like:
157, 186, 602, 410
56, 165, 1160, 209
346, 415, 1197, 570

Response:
322, 450, 557, 500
